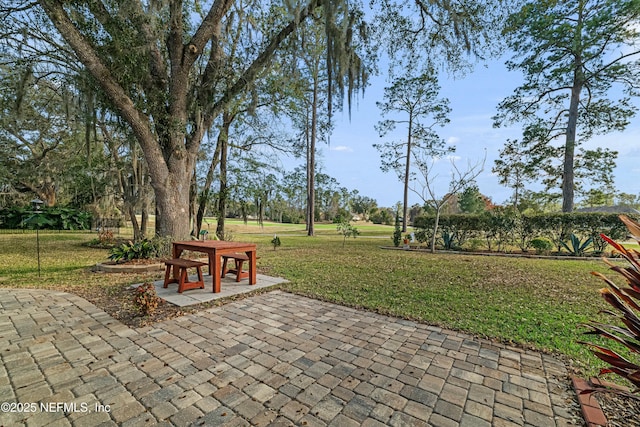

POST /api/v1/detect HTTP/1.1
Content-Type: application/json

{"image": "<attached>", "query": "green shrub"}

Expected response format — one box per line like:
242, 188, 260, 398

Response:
413, 212, 635, 256
392, 212, 402, 247
271, 235, 281, 251
370, 208, 393, 225
0, 205, 92, 230
108, 236, 172, 262
530, 238, 553, 255
512, 212, 536, 252
466, 238, 484, 252
413, 229, 431, 245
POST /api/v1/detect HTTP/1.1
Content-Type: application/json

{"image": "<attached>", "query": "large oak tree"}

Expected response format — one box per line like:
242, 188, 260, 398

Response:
30, 0, 363, 238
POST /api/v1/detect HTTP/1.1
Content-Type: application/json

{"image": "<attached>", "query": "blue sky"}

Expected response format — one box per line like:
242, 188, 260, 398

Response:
303, 56, 640, 209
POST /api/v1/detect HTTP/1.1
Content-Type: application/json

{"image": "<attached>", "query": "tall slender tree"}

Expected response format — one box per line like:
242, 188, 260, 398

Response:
284, 7, 370, 236
374, 71, 452, 232
494, 0, 640, 212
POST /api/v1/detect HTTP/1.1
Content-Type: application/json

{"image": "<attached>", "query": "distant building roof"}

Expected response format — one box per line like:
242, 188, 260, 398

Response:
576, 205, 640, 214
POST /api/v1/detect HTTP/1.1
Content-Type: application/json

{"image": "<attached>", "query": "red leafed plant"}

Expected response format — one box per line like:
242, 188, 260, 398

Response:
580, 215, 640, 392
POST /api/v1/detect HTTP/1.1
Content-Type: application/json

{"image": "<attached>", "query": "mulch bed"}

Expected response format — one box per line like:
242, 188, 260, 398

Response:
73, 264, 260, 328
71, 282, 186, 328
596, 391, 640, 427
573, 376, 640, 426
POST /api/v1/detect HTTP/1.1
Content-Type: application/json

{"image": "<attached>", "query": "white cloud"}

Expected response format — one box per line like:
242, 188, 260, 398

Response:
446, 136, 460, 145
330, 145, 353, 152
428, 154, 463, 163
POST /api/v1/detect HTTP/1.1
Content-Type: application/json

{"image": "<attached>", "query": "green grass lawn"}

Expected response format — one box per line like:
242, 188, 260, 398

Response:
0, 222, 626, 376
211, 218, 396, 237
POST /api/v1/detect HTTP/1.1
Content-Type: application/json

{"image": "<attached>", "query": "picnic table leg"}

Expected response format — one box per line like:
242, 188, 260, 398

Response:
247, 250, 257, 285
207, 253, 213, 276
212, 253, 222, 293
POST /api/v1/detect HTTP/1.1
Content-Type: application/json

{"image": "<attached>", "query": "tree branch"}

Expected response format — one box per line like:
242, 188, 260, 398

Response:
37, 0, 165, 176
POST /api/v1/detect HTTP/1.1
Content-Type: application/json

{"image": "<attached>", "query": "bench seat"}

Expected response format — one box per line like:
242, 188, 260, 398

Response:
221, 253, 252, 282
163, 258, 207, 293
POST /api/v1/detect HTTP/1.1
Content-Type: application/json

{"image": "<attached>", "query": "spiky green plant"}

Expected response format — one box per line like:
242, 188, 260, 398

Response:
561, 233, 593, 256
580, 215, 640, 392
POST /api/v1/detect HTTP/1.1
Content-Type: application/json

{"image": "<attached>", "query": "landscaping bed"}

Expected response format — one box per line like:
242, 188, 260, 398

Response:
94, 259, 165, 273
382, 245, 621, 261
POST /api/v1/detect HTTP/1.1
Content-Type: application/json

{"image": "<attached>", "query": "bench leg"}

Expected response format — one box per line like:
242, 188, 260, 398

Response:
163, 265, 171, 288
196, 266, 204, 289
235, 259, 244, 282
221, 256, 229, 278
178, 267, 188, 293
164, 264, 178, 288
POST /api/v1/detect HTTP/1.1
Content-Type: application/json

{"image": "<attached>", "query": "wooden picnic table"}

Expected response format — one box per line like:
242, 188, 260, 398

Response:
172, 240, 257, 293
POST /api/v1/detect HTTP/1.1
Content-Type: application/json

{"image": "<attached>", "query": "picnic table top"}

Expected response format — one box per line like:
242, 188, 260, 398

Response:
172, 240, 256, 251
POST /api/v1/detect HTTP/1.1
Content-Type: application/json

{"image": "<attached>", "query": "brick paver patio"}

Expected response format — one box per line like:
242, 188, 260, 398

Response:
0, 289, 583, 426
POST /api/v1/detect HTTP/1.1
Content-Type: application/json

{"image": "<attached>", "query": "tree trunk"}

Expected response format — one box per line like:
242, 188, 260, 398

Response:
140, 201, 149, 238
128, 205, 141, 241
562, 5, 585, 213
195, 138, 223, 237
216, 128, 229, 240
431, 207, 441, 254
402, 115, 413, 233
308, 81, 318, 236
195, 117, 227, 237
513, 171, 520, 209
189, 170, 198, 237
152, 167, 193, 239
562, 83, 581, 213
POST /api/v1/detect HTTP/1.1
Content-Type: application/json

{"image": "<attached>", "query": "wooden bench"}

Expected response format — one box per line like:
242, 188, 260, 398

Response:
221, 253, 255, 282
163, 258, 207, 293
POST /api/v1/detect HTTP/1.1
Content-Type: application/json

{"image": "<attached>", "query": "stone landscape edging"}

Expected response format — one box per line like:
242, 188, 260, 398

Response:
572, 376, 608, 426
94, 260, 165, 273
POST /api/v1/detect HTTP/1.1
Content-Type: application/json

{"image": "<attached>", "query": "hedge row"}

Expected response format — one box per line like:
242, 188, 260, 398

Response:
412, 212, 635, 253
0, 206, 92, 230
